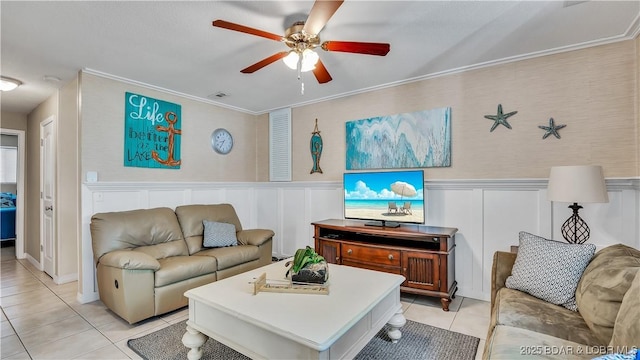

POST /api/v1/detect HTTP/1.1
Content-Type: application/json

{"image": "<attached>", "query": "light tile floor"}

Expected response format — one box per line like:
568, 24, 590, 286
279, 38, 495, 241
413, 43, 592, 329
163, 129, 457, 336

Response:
1, 246, 488, 359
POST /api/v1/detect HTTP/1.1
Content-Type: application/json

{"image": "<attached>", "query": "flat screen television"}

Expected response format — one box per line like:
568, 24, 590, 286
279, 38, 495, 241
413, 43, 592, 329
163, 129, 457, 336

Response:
343, 170, 425, 228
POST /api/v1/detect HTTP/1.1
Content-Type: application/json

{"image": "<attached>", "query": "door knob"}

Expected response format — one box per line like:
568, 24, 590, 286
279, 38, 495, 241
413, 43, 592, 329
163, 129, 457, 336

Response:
45, 205, 53, 211
388, 254, 394, 260
347, 249, 353, 255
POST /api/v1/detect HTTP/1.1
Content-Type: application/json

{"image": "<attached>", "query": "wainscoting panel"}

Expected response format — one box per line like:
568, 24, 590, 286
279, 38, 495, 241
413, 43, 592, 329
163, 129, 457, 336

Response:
79, 179, 639, 304
425, 188, 480, 300
149, 190, 185, 209
190, 189, 226, 205
280, 187, 308, 256
254, 187, 280, 252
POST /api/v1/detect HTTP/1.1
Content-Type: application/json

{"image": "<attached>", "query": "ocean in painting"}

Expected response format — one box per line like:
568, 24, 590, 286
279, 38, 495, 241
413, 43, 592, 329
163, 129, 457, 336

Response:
345, 107, 451, 170
345, 199, 425, 210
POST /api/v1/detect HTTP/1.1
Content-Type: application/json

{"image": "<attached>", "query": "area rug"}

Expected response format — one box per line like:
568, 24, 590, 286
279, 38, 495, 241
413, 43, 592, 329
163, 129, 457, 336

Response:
128, 319, 480, 360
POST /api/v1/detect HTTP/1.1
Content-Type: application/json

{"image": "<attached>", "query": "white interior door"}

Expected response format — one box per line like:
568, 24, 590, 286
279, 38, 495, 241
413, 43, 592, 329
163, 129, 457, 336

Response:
40, 117, 55, 277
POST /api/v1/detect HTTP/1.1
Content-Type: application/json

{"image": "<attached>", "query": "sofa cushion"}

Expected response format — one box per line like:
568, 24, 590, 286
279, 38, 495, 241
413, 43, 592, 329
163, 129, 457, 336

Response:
486, 325, 594, 360
609, 260, 640, 348
203, 220, 237, 248
592, 350, 639, 360
493, 287, 603, 346
175, 204, 243, 255
193, 245, 260, 271
91, 207, 186, 260
575, 244, 640, 345
155, 256, 217, 287
505, 232, 595, 311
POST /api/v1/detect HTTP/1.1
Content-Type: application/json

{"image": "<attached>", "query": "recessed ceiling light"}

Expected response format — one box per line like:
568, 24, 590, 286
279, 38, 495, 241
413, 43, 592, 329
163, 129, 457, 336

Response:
0, 76, 22, 91
43, 75, 61, 82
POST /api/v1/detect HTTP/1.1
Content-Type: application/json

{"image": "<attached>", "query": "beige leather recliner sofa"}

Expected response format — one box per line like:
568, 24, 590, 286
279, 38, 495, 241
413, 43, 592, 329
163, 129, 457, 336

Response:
90, 203, 274, 324
483, 244, 640, 359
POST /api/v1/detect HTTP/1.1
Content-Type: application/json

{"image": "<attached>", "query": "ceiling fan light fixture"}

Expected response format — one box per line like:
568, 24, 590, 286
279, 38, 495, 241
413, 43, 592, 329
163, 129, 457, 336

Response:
301, 49, 319, 72
0, 76, 22, 91
282, 49, 319, 72
283, 51, 299, 70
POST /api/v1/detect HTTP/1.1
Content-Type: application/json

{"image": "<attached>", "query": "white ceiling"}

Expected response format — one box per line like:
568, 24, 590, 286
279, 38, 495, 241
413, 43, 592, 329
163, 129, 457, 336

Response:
1, 1, 639, 115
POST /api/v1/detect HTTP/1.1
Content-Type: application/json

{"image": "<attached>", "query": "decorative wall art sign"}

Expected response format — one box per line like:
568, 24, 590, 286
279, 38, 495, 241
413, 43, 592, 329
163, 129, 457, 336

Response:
345, 107, 451, 170
310, 119, 323, 174
484, 104, 517, 132
124, 92, 182, 169
538, 118, 566, 139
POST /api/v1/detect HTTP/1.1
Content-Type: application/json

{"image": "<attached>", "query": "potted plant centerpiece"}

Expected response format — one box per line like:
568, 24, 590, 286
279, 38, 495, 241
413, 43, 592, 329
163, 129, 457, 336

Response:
286, 246, 328, 284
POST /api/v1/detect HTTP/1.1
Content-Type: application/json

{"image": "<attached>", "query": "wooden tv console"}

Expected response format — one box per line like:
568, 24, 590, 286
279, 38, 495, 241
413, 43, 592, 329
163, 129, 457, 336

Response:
312, 219, 458, 311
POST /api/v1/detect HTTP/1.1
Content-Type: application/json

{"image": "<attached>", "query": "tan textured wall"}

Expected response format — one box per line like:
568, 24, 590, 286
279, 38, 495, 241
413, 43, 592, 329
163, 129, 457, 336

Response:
81, 73, 259, 182
1, 112, 28, 131
57, 77, 79, 278
637, 35, 640, 177
285, 39, 638, 181
26, 94, 59, 262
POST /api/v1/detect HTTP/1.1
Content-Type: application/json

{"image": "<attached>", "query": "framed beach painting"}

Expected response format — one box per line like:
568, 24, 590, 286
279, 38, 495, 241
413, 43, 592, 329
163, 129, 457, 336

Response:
345, 107, 451, 170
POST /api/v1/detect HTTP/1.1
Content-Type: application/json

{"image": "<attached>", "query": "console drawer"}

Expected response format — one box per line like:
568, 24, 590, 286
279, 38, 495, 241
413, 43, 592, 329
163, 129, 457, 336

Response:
341, 243, 401, 267
342, 260, 402, 275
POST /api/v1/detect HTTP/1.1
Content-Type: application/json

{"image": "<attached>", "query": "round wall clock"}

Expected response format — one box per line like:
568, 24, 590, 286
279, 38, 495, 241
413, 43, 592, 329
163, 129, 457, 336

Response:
211, 128, 233, 155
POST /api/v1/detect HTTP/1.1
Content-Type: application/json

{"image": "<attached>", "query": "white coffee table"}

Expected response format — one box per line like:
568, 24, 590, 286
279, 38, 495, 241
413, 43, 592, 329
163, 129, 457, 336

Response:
182, 260, 406, 360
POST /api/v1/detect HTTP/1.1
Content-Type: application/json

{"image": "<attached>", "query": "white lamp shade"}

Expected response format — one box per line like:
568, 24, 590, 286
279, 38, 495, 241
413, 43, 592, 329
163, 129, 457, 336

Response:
300, 49, 318, 72
282, 51, 299, 70
282, 49, 318, 72
547, 165, 609, 203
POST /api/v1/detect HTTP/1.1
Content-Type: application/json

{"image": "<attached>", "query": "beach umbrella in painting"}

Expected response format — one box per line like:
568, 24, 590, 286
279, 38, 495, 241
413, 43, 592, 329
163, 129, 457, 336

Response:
391, 181, 417, 200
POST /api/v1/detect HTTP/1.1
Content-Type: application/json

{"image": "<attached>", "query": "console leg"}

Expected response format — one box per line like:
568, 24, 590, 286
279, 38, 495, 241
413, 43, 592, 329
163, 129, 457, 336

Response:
182, 325, 207, 360
441, 297, 451, 311
387, 309, 406, 343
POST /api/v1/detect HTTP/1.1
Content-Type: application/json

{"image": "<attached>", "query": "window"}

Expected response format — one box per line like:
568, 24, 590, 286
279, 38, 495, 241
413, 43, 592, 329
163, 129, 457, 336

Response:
0, 146, 18, 183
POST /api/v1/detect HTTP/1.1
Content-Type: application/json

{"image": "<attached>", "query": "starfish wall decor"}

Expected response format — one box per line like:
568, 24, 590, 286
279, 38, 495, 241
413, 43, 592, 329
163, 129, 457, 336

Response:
484, 104, 518, 132
538, 117, 566, 139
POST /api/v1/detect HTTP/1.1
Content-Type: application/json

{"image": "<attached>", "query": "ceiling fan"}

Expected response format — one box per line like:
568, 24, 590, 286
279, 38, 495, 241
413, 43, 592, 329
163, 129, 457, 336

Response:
212, 0, 390, 85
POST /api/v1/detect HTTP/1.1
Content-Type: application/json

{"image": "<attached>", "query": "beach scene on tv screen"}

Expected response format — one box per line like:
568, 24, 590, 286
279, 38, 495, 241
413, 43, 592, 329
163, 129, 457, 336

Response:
344, 171, 424, 223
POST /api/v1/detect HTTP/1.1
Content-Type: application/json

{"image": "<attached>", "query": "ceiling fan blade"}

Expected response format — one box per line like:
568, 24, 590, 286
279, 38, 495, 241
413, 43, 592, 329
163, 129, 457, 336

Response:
303, 0, 344, 35
312, 59, 332, 84
322, 41, 390, 56
240, 52, 289, 73
212, 20, 283, 42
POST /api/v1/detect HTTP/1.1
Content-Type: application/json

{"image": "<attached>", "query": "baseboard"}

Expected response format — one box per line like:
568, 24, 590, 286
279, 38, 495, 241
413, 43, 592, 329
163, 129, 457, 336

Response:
456, 287, 490, 302
55, 273, 78, 285
77, 290, 100, 304
0, 239, 15, 247
25, 253, 42, 271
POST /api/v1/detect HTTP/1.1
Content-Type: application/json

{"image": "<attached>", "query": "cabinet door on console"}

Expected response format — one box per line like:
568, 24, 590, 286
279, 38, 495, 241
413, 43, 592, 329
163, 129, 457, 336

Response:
402, 251, 440, 291
319, 240, 341, 264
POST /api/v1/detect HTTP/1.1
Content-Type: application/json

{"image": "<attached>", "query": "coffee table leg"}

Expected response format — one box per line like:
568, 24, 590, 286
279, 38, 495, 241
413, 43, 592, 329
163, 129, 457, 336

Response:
387, 309, 406, 343
182, 325, 207, 360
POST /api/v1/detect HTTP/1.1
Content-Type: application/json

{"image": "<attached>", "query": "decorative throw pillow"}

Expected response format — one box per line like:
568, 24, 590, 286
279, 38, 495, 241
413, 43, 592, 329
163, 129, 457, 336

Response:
505, 231, 596, 311
203, 220, 237, 248
591, 349, 638, 360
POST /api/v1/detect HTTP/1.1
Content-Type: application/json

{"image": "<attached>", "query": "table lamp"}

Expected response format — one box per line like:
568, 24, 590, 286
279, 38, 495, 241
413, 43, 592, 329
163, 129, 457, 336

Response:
547, 165, 608, 244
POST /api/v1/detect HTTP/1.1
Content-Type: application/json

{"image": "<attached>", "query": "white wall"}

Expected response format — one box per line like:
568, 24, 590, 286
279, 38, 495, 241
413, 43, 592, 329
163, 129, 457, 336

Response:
79, 178, 639, 303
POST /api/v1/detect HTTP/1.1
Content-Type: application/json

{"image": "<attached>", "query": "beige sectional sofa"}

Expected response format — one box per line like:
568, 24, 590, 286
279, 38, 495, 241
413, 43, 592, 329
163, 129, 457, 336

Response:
90, 203, 274, 324
484, 244, 640, 359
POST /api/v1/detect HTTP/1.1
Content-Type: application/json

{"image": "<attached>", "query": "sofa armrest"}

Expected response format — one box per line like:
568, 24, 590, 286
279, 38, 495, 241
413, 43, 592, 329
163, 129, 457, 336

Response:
98, 250, 161, 271
237, 229, 275, 246
491, 251, 517, 308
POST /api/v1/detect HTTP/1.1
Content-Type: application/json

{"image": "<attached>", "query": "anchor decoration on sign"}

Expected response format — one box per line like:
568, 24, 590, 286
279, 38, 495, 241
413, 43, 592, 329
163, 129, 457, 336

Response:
152, 111, 182, 167
310, 118, 323, 174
